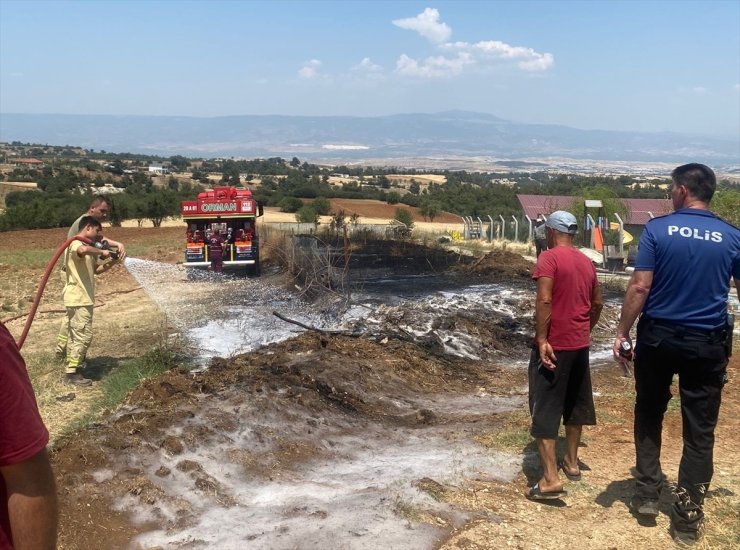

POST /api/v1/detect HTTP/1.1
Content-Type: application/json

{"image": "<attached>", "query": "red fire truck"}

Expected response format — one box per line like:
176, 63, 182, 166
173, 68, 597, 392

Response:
181, 186, 264, 275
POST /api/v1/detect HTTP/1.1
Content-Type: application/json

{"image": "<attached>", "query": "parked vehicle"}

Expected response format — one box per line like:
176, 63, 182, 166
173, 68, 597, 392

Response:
181, 186, 263, 276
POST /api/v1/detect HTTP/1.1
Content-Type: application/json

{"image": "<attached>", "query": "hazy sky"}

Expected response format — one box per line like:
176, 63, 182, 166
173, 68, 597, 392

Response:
1, 0, 738, 137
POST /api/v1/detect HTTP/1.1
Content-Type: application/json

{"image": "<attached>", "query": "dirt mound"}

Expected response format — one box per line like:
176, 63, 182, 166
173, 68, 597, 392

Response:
457, 249, 534, 283
52, 332, 523, 548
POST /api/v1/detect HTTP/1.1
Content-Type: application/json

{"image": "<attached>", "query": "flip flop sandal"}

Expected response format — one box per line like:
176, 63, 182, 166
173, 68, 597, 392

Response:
525, 482, 567, 501
558, 460, 582, 481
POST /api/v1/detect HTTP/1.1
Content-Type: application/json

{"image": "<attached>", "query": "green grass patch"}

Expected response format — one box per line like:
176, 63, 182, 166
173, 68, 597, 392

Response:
97, 345, 179, 410
52, 344, 182, 440
0, 248, 59, 268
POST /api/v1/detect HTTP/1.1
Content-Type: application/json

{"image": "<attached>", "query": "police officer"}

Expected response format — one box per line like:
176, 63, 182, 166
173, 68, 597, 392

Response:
613, 163, 740, 546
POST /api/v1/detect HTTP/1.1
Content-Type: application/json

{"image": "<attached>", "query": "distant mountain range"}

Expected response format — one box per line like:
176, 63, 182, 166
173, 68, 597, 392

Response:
1, 111, 738, 164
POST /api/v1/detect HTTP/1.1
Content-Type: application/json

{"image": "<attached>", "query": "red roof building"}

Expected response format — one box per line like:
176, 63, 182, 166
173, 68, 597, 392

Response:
14, 158, 45, 166
516, 194, 672, 226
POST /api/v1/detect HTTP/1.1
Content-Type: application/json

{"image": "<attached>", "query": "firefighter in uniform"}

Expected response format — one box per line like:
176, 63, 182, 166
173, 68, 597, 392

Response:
208, 229, 227, 273
57, 195, 125, 358
60, 217, 118, 386
613, 163, 740, 546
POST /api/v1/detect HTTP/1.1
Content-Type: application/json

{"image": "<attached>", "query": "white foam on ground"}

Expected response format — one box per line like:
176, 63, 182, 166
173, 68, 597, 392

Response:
124, 399, 519, 549
118, 259, 619, 548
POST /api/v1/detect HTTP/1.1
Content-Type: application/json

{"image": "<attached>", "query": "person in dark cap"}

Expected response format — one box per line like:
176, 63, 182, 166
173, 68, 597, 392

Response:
526, 210, 603, 501
613, 163, 740, 545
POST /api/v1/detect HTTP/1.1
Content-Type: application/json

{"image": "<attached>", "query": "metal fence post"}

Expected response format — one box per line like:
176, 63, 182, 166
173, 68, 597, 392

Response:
614, 213, 625, 255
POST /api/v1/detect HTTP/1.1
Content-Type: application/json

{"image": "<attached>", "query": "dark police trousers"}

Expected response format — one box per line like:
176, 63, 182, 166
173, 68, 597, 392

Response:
634, 317, 728, 531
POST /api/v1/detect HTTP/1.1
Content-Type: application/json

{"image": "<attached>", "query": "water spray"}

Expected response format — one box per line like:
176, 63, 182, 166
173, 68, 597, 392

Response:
16, 235, 94, 350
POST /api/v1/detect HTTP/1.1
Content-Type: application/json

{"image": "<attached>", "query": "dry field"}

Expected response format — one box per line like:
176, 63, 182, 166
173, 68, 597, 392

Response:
0, 210, 737, 549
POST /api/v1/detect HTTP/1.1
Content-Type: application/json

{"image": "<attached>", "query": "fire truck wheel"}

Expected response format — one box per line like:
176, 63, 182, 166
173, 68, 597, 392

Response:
247, 262, 260, 277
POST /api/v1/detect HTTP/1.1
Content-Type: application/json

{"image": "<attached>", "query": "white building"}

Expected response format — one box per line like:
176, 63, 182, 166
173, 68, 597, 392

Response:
148, 162, 169, 174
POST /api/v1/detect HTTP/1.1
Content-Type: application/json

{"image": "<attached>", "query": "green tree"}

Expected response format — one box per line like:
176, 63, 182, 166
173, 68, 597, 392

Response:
386, 191, 401, 205
295, 204, 319, 224
278, 196, 304, 213
712, 188, 740, 226
409, 180, 420, 195
419, 199, 440, 222
144, 190, 179, 227
311, 196, 331, 215
169, 155, 190, 172
377, 175, 390, 189
394, 208, 414, 229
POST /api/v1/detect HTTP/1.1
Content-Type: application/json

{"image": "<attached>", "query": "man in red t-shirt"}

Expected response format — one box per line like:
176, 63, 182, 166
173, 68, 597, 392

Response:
0, 323, 58, 549
525, 210, 603, 501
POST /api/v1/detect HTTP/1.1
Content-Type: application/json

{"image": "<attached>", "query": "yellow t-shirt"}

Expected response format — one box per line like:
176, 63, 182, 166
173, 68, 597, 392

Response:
62, 240, 97, 306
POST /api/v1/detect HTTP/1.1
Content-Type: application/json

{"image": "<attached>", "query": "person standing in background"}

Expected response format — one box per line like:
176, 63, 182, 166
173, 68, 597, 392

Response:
613, 163, 740, 546
208, 228, 227, 273
67, 196, 126, 257
534, 214, 548, 257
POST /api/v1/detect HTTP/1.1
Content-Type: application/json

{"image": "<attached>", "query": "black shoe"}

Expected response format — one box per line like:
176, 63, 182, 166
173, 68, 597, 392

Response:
65, 373, 92, 387
670, 487, 704, 546
630, 496, 659, 517
671, 524, 702, 547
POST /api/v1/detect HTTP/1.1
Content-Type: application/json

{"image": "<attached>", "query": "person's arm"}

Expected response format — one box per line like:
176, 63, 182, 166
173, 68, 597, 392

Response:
75, 244, 110, 260
590, 283, 604, 331
612, 269, 653, 360
534, 276, 557, 370
1, 449, 58, 550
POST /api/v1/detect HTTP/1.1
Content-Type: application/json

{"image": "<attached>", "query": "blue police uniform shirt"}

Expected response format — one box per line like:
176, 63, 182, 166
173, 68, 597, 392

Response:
635, 208, 740, 330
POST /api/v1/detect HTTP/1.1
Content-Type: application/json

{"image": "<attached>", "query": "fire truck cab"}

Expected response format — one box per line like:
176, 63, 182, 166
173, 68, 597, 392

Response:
181, 186, 264, 275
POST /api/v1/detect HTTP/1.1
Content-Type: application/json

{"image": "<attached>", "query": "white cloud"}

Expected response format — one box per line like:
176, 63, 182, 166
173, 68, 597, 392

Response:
255, 77, 268, 85
518, 53, 554, 71
692, 86, 708, 94
395, 52, 473, 78
734, 83, 740, 91
390, 10, 554, 78
392, 8, 451, 44
298, 59, 322, 79
10, 72, 24, 77
443, 40, 554, 71
352, 57, 383, 74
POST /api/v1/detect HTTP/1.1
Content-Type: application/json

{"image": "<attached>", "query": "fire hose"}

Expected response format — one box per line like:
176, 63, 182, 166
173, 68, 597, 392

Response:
15, 235, 94, 350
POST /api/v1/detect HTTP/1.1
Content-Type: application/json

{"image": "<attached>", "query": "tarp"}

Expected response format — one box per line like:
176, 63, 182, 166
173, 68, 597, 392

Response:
579, 247, 603, 264
609, 222, 634, 244
593, 226, 604, 252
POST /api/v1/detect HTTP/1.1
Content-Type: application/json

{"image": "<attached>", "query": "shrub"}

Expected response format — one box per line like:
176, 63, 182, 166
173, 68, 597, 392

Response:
394, 208, 414, 229
295, 204, 318, 224
278, 196, 304, 213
